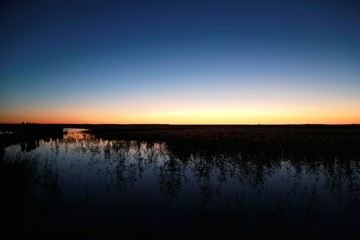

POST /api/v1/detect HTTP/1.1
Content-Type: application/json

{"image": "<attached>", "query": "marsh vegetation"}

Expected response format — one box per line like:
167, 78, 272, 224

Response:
1, 150, 62, 234
1, 125, 360, 238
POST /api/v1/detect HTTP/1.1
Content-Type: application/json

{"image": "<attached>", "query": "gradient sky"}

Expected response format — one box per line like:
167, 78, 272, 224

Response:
1, 0, 359, 124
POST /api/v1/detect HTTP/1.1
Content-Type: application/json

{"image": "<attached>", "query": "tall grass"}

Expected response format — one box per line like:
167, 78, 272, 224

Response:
0, 150, 62, 233
89, 125, 360, 160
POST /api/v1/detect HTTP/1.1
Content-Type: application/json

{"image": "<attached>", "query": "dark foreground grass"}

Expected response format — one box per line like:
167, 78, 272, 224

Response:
0, 151, 62, 233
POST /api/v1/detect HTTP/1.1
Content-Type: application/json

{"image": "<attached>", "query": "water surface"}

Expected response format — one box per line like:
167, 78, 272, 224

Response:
4, 129, 360, 238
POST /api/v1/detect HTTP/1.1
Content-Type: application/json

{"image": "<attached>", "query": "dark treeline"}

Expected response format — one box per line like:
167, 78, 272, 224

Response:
0, 123, 64, 151
0, 123, 91, 133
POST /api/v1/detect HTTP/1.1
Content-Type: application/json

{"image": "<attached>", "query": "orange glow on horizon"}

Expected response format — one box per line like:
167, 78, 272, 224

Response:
1, 105, 359, 124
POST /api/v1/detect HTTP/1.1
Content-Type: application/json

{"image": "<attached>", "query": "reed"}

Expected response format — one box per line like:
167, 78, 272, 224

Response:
1, 150, 62, 233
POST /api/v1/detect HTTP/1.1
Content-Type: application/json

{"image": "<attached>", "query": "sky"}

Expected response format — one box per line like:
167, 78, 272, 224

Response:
1, 0, 359, 124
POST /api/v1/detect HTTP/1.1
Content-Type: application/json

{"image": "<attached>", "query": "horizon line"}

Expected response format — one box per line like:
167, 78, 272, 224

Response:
1, 123, 359, 126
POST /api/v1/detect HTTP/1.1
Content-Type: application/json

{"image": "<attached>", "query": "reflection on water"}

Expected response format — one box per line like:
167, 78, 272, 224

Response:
4, 130, 360, 238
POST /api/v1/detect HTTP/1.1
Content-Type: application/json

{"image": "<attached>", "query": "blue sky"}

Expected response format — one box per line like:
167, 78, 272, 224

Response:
1, 0, 359, 123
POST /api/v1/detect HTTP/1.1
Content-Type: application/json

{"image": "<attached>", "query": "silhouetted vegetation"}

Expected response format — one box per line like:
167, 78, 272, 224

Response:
1, 125, 360, 238
0, 123, 63, 150
88, 125, 360, 160
46, 130, 359, 238
0, 151, 62, 235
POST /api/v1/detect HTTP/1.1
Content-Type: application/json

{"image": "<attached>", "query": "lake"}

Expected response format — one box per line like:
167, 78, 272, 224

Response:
3, 128, 360, 238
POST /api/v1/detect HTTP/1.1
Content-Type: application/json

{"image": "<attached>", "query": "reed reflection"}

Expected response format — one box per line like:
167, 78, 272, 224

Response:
61, 131, 360, 212
4, 129, 359, 237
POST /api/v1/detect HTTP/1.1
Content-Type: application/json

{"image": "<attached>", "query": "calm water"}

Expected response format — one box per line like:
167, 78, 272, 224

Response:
4, 129, 360, 238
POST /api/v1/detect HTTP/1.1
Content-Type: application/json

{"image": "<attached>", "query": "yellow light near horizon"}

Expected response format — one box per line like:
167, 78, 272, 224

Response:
136, 107, 360, 124
1, 104, 359, 124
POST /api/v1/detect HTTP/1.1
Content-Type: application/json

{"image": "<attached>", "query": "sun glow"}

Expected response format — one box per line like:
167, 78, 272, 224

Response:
2, 103, 358, 124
